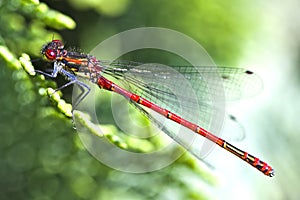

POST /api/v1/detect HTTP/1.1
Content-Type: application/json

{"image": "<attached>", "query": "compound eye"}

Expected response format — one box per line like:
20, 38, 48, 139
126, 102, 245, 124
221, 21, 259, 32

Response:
52, 40, 64, 48
45, 49, 57, 60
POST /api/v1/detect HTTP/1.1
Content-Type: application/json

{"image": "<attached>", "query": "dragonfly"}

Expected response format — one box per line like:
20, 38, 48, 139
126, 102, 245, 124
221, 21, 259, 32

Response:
35, 39, 274, 177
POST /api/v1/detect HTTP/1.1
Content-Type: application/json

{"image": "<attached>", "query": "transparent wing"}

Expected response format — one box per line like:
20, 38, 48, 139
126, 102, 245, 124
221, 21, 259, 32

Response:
101, 60, 262, 101
101, 61, 262, 132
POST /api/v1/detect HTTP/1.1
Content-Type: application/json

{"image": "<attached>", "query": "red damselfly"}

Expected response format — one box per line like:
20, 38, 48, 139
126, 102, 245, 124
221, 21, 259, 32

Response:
35, 39, 274, 177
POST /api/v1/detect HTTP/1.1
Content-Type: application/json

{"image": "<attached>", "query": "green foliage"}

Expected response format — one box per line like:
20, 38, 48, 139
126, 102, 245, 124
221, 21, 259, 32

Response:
71, 0, 258, 66
0, 0, 263, 199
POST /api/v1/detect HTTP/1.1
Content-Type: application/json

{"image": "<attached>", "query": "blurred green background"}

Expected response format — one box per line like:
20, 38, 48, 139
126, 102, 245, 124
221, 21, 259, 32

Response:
1, 0, 300, 199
